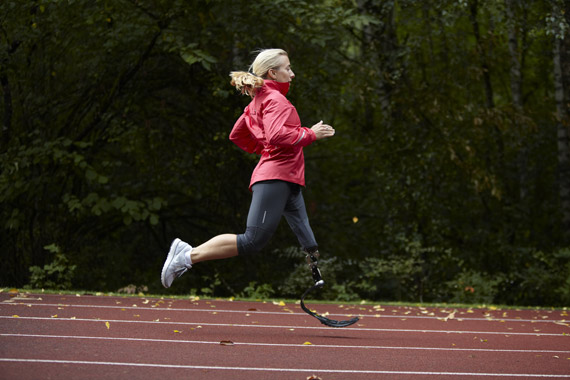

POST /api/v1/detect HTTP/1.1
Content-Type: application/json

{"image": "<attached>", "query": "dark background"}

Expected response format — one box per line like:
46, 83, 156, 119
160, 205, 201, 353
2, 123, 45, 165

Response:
2, 0, 569, 306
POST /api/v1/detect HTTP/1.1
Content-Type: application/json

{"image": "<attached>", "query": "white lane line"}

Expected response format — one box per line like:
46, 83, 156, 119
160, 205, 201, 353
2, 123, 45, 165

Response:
1, 358, 569, 378
2, 302, 568, 324
0, 315, 567, 336
2, 333, 570, 354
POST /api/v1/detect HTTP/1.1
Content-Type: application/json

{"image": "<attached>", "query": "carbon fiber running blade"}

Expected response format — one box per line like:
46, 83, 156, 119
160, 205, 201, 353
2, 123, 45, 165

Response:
300, 283, 360, 328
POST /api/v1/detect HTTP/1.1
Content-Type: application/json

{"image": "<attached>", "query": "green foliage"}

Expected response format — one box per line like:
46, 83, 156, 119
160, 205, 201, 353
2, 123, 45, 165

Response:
556, 248, 570, 305
498, 247, 570, 306
27, 245, 76, 290
356, 234, 458, 302
446, 270, 504, 305
199, 273, 221, 297
240, 282, 275, 299
359, 253, 424, 301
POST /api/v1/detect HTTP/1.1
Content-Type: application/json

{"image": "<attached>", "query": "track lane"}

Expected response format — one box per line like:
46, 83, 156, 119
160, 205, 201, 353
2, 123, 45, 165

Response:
1, 292, 569, 380
1, 332, 569, 377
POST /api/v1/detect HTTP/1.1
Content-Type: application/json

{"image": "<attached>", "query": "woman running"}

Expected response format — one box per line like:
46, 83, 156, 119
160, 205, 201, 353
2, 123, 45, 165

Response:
161, 48, 335, 288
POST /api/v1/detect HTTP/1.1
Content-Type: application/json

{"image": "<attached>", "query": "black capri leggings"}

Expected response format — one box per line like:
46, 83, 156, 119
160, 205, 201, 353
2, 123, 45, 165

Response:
236, 180, 318, 256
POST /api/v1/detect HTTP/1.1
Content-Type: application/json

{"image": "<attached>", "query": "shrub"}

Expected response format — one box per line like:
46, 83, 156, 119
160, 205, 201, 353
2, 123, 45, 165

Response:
240, 281, 275, 299
445, 270, 504, 304
27, 244, 76, 290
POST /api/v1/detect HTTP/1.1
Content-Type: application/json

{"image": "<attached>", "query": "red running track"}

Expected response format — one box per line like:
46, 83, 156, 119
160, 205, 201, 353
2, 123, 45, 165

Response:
1, 290, 569, 379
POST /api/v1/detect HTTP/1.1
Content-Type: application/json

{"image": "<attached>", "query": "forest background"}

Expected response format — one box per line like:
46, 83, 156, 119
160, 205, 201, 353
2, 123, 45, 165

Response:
2, 0, 570, 307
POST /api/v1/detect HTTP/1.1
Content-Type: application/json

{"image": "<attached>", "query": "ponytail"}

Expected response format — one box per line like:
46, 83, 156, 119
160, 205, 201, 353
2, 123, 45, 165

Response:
229, 71, 264, 98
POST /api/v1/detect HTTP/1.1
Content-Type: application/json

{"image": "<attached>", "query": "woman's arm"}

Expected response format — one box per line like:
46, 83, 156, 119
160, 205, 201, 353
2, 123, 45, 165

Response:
229, 112, 264, 154
263, 98, 317, 147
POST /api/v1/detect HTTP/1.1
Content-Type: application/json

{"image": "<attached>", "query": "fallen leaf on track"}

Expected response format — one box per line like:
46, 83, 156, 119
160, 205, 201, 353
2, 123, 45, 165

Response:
105, 322, 110, 329
444, 310, 456, 321
307, 375, 322, 380
303, 341, 313, 345
173, 330, 182, 333
220, 340, 234, 346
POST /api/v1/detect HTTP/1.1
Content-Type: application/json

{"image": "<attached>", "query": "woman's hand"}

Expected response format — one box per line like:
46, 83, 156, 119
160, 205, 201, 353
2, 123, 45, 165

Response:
311, 121, 335, 140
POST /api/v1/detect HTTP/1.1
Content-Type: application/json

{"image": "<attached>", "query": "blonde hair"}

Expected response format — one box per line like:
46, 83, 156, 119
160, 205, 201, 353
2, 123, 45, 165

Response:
230, 49, 288, 97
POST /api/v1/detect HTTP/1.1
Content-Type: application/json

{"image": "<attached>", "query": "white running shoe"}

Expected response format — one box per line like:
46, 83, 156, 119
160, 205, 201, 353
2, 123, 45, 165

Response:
161, 238, 192, 288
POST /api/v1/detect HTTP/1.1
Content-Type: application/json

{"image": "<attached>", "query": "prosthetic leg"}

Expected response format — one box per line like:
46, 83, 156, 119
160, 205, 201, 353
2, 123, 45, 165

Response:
299, 248, 359, 328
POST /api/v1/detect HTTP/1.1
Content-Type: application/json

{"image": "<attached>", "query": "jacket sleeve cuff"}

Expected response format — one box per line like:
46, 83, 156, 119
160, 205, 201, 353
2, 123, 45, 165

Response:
306, 128, 317, 143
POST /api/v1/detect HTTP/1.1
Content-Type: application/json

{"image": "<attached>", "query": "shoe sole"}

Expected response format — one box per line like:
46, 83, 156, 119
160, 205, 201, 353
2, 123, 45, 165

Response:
161, 238, 181, 288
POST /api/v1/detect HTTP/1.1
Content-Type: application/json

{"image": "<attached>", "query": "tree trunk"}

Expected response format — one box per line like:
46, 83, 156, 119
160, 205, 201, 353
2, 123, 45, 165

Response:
0, 72, 12, 148
1, 41, 21, 149
506, 0, 528, 202
376, 2, 397, 120
469, 0, 494, 109
506, 0, 523, 109
469, 0, 506, 189
357, 0, 398, 130
552, 11, 570, 240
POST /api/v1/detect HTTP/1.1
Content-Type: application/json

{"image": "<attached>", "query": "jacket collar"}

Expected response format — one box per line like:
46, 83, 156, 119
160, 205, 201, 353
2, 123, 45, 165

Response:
262, 80, 290, 96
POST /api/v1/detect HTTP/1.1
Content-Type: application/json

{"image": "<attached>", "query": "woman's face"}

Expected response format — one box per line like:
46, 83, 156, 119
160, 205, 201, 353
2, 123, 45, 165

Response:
269, 55, 295, 83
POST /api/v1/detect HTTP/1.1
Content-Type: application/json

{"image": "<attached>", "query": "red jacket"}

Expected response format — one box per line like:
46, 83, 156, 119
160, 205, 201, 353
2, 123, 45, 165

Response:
230, 80, 316, 189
